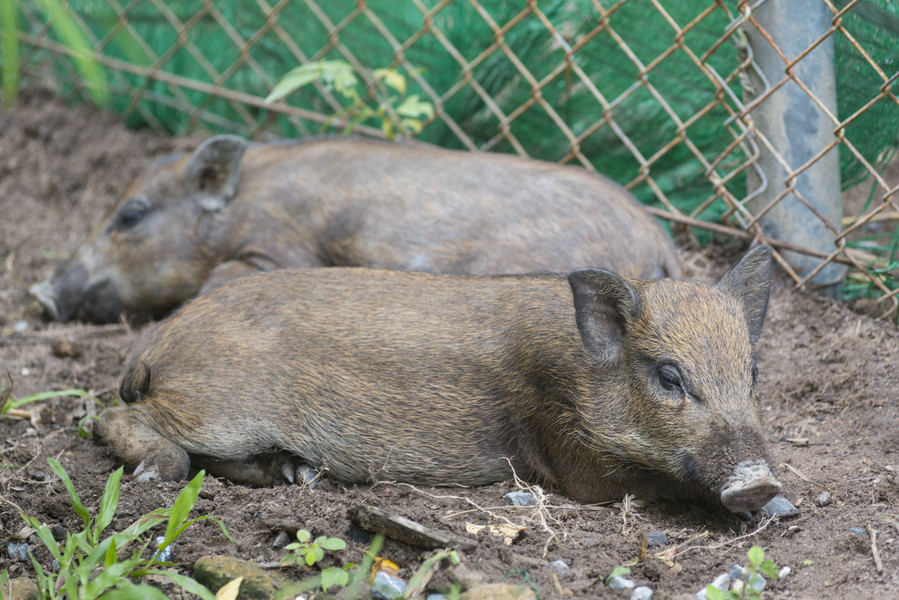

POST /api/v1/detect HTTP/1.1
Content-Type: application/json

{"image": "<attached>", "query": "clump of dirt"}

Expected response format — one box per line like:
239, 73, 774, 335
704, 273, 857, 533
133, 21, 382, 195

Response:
2, 89, 899, 598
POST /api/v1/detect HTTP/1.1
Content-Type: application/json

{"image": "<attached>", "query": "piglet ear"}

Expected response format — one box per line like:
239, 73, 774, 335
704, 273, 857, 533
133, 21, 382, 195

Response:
717, 245, 772, 346
568, 269, 640, 363
184, 135, 247, 212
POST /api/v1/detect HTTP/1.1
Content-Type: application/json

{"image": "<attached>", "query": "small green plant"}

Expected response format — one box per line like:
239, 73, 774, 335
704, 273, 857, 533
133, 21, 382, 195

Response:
20, 458, 229, 599
265, 59, 435, 140
1, 373, 99, 437
281, 529, 349, 592
705, 545, 779, 600
605, 565, 631, 585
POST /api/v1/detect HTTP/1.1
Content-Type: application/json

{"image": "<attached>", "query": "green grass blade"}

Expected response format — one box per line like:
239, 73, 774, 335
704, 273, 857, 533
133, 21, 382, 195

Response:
142, 570, 216, 600
47, 457, 91, 531
7, 388, 98, 412
162, 470, 204, 544
0, 0, 19, 105
21, 515, 63, 563
35, 0, 109, 107
96, 583, 170, 600
94, 466, 124, 542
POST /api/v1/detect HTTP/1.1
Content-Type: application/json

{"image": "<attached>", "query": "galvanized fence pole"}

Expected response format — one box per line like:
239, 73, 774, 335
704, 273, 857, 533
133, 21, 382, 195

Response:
743, 0, 847, 297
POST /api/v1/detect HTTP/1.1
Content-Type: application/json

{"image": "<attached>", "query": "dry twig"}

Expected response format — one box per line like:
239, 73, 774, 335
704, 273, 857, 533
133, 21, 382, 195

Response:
867, 524, 884, 573
676, 515, 777, 557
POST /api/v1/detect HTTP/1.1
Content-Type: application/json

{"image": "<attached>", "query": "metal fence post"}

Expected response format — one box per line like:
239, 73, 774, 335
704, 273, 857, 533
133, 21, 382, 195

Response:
743, 0, 846, 297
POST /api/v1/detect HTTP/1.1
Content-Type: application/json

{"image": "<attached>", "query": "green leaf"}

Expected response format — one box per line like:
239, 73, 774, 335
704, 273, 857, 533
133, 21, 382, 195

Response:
34, 0, 109, 107
285, 543, 301, 551
143, 570, 216, 600
105, 538, 118, 568
95, 467, 123, 542
319, 537, 346, 551
747, 545, 765, 567
321, 567, 349, 592
96, 583, 170, 600
163, 471, 204, 544
705, 585, 725, 600
265, 60, 358, 104
47, 457, 91, 531
297, 529, 311, 543
374, 68, 406, 95
22, 516, 63, 563
0, 0, 19, 106
605, 566, 631, 584
395, 94, 434, 120
759, 559, 779, 581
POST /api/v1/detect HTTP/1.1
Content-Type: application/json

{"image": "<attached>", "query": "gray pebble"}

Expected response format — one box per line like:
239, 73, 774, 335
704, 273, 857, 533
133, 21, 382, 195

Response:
608, 575, 635, 590
426, 595, 447, 600
631, 586, 653, 600
545, 559, 570, 576
729, 564, 748, 581
758, 495, 799, 518
710, 573, 731, 591
816, 491, 832, 507
645, 531, 667, 547
271, 530, 291, 548
849, 527, 866, 535
13, 320, 28, 333
7, 541, 29, 562
153, 536, 174, 563
748, 573, 766, 592
372, 570, 407, 600
503, 491, 536, 506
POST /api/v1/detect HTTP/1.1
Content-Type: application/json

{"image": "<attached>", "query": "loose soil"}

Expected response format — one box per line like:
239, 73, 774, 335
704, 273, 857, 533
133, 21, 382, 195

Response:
2, 88, 898, 599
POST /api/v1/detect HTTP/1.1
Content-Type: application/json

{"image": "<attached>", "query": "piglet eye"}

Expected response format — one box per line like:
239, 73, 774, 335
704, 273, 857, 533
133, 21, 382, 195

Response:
658, 364, 682, 392
114, 197, 150, 231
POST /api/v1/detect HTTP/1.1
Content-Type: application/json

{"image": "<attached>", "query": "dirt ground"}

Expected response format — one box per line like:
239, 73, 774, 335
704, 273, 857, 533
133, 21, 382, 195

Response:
2, 88, 899, 599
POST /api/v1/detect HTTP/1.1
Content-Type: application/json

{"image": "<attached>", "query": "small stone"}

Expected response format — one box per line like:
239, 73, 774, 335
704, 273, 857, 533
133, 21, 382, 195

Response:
153, 536, 174, 563
545, 559, 570, 576
50, 523, 66, 541
7, 541, 29, 561
50, 339, 83, 359
631, 586, 653, 600
13, 320, 28, 333
778, 566, 792, 579
706, 572, 730, 592
372, 570, 407, 600
270, 530, 290, 548
747, 573, 765, 592
3, 577, 39, 600
461, 583, 536, 600
426, 595, 447, 600
758, 495, 799, 518
815, 491, 832, 507
503, 491, 536, 506
607, 575, 635, 590
728, 564, 748, 581
644, 531, 667, 547
849, 527, 866, 535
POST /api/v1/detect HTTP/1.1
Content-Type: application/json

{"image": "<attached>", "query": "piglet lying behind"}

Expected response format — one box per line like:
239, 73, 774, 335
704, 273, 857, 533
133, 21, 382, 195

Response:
100, 245, 780, 512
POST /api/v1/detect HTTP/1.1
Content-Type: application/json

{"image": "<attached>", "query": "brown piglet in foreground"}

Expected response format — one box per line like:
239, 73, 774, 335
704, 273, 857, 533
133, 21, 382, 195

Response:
30, 135, 682, 323
100, 245, 781, 513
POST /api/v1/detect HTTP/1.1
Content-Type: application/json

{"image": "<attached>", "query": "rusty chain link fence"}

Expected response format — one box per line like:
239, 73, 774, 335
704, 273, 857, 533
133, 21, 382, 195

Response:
5, 0, 899, 312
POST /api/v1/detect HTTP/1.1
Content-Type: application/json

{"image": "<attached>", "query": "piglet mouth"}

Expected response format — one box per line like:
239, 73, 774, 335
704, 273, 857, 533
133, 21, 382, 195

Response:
719, 460, 782, 513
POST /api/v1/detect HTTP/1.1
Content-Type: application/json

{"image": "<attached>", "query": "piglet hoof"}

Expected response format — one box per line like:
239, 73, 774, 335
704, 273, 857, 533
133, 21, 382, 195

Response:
133, 461, 160, 482
297, 464, 318, 488
720, 461, 782, 513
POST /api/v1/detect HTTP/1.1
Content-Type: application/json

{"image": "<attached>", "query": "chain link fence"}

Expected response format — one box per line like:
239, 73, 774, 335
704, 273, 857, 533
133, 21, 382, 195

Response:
6, 0, 899, 311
